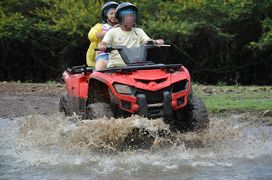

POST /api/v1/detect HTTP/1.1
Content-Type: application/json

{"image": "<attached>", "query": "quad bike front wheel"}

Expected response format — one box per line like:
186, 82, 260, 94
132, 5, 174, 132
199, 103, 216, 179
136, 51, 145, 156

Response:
59, 94, 72, 116
174, 95, 209, 132
86, 102, 113, 119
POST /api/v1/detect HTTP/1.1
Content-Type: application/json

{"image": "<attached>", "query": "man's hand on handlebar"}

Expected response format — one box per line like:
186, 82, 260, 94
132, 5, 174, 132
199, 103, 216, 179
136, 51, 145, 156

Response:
146, 39, 170, 47
154, 39, 164, 47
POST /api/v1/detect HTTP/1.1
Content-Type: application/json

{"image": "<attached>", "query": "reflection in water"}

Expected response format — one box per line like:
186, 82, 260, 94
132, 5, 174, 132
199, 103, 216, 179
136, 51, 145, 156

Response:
0, 114, 272, 179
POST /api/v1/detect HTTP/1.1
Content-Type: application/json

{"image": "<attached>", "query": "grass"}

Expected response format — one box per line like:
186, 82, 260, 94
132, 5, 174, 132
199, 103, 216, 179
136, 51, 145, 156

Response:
193, 84, 272, 113
46, 80, 57, 84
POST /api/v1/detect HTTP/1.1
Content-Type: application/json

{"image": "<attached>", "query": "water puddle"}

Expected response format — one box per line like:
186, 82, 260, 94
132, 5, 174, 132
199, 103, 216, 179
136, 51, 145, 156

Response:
0, 113, 272, 179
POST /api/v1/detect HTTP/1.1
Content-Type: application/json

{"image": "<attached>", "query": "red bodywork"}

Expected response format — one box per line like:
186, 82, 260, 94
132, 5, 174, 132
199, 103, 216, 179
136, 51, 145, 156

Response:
63, 65, 191, 114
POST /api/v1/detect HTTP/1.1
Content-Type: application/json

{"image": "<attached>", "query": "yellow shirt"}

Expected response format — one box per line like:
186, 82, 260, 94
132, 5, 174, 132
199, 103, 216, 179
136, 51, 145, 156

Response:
102, 27, 151, 68
86, 23, 102, 67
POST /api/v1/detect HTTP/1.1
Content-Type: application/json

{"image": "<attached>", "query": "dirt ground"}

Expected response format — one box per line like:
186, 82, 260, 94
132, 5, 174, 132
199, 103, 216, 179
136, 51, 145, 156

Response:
0, 82, 65, 118
0, 82, 271, 124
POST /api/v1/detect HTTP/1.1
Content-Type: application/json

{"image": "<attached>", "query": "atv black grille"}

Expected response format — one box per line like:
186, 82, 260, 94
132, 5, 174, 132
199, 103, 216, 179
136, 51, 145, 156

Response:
136, 87, 171, 104
135, 78, 167, 84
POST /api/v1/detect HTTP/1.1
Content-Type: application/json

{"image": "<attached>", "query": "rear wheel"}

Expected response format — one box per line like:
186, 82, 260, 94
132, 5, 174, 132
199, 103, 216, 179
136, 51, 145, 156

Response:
174, 95, 209, 132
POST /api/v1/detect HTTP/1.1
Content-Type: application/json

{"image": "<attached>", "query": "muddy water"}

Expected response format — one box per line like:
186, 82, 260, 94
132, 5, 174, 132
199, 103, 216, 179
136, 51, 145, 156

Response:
1, 114, 272, 179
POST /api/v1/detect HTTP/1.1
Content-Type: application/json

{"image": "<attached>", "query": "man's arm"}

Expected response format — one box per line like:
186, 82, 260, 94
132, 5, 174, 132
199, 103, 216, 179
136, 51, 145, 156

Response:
138, 28, 151, 44
138, 28, 164, 46
97, 29, 114, 51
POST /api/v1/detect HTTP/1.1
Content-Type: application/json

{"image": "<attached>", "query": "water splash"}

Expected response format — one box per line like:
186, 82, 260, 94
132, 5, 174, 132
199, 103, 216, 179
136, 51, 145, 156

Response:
16, 113, 272, 156
1, 113, 272, 178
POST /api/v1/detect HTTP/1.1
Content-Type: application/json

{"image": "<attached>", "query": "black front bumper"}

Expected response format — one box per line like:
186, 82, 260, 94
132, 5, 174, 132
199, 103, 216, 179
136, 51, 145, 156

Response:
136, 91, 173, 118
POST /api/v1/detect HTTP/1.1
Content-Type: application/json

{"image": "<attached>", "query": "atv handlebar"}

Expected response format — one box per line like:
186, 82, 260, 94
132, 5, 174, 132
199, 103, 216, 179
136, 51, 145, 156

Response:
145, 40, 171, 47
94, 47, 122, 53
94, 42, 170, 52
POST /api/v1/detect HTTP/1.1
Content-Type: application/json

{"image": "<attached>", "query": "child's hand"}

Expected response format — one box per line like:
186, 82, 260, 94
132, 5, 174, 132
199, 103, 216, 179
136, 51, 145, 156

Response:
98, 42, 107, 51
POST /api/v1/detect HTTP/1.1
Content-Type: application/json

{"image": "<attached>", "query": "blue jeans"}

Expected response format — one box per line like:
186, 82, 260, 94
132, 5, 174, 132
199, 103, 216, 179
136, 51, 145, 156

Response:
96, 53, 110, 62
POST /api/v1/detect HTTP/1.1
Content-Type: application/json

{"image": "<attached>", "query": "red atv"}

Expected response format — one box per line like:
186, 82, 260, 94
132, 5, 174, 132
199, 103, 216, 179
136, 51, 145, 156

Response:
59, 42, 208, 131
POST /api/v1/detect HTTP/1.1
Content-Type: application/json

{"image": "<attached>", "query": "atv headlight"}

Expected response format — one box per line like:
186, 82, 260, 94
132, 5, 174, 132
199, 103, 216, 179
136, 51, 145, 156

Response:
114, 83, 132, 95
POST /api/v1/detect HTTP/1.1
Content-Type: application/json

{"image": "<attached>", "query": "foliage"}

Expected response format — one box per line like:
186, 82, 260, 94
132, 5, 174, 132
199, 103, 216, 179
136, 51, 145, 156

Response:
0, 0, 271, 84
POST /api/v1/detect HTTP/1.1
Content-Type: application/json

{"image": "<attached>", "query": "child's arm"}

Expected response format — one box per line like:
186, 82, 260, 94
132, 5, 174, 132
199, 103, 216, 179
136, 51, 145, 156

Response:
88, 23, 103, 42
96, 32, 106, 39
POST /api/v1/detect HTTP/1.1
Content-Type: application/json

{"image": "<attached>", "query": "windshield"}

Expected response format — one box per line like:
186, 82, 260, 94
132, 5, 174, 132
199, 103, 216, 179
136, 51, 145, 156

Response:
117, 45, 150, 64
